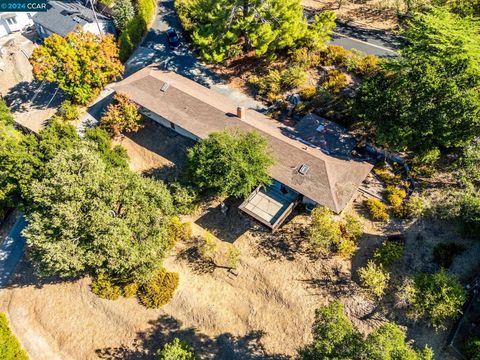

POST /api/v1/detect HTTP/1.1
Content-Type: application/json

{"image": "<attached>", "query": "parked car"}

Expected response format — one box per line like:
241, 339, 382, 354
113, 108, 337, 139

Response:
166, 28, 180, 48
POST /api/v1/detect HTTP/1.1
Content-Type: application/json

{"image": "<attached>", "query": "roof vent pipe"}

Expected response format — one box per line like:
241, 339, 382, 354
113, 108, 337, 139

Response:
237, 106, 246, 120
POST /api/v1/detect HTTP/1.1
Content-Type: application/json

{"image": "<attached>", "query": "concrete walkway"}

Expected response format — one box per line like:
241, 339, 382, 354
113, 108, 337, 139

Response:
0, 216, 27, 288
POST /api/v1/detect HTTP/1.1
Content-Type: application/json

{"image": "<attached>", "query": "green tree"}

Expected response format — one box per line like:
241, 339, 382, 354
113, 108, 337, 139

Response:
0, 313, 28, 360
406, 269, 466, 329
354, 8, 480, 155
299, 300, 361, 359
84, 127, 129, 168
358, 260, 390, 298
308, 207, 341, 255
158, 338, 196, 360
187, 130, 274, 198
113, 0, 135, 31
100, 93, 142, 137
177, 0, 334, 62
24, 145, 174, 281
299, 301, 432, 360
30, 31, 124, 104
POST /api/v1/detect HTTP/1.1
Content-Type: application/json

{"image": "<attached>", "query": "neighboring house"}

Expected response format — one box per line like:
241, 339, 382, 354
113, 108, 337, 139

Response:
0, 13, 35, 38
32, 0, 114, 40
114, 67, 375, 230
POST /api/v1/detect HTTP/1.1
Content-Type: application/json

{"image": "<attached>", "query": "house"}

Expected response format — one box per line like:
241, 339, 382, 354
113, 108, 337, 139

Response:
32, 0, 115, 40
113, 67, 374, 230
0, 13, 35, 38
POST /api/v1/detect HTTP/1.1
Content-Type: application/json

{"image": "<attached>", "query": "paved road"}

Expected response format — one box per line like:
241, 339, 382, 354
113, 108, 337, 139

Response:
0, 216, 27, 288
331, 21, 399, 57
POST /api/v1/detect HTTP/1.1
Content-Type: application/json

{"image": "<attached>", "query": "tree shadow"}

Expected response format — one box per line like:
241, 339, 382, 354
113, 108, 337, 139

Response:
4, 80, 66, 113
194, 197, 255, 243
95, 314, 290, 359
175, 238, 217, 275
5, 257, 79, 289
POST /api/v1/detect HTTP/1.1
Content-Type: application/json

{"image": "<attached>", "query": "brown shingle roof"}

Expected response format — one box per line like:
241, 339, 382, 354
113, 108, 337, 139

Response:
114, 67, 373, 213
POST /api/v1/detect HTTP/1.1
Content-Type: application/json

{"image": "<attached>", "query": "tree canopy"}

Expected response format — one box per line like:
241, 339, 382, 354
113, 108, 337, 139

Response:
30, 31, 124, 105
299, 301, 433, 360
176, 0, 335, 62
24, 145, 174, 281
100, 93, 143, 137
157, 338, 196, 360
354, 7, 480, 155
187, 129, 274, 198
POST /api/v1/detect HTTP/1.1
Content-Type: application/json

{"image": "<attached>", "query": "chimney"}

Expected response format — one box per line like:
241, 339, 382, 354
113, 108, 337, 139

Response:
237, 106, 246, 120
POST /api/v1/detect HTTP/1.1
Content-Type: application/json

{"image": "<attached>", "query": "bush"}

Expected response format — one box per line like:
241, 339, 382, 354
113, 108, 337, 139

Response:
433, 242, 465, 268
350, 54, 381, 78
91, 273, 123, 300
336, 237, 358, 258
374, 241, 404, 267
282, 65, 308, 89
119, 16, 147, 61
319, 45, 351, 67
100, 92, 142, 137
322, 69, 347, 94
227, 246, 241, 270
290, 47, 320, 68
407, 269, 466, 329
158, 338, 196, 360
113, 0, 135, 32
398, 196, 425, 219
358, 260, 390, 298
138, 268, 179, 308
385, 185, 407, 208
464, 336, 480, 360
458, 192, 480, 238
169, 216, 193, 246
91, 272, 139, 300
58, 100, 80, 121
137, 0, 156, 25
299, 86, 317, 101
248, 70, 282, 101
170, 182, 199, 215
341, 214, 363, 241
0, 313, 28, 360
308, 207, 342, 255
201, 231, 217, 259
365, 198, 390, 222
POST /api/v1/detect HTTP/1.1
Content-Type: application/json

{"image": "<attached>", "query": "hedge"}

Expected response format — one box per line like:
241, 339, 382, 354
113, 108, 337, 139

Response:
0, 313, 28, 360
118, 0, 156, 61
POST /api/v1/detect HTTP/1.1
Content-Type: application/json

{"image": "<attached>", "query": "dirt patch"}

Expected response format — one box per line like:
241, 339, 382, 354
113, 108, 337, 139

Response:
302, 0, 399, 31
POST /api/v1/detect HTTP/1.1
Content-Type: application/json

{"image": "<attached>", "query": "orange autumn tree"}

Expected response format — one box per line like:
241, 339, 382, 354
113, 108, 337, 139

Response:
100, 93, 142, 137
30, 31, 124, 105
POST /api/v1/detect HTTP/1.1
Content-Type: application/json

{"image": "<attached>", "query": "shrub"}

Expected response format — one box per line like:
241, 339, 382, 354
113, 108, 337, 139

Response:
282, 66, 308, 89
458, 192, 480, 238
433, 242, 465, 268
341, 214, 363, 241
308, 207, 342, 255
407, 269, 466, 329
91, 273, 123, 300
290, 47, 320, 68
113, 0, 135, 32
358, 260, 390, 298
100, 93, 142, 137
91, 272, 139, 300
398, 196, 425, 219
373, 166, 397, 184
0, 313, 28, 360
170, 182, 199, 215
385, 185, 407, 208
137, 0, 156, 25
249, 70, 282, 101
158, 338, 196, 360
138, 268, 179, 308
58, 100, 80, 121
201, 231, 217, 259
227, 246, 241, 270
374, 241, 404, 267
365, 198, 390, 222
350, 54, 381, 78
119, 16, 147, 61
336, 237, 358, 258
299, 86, 317, 101
322, 70, 347, 94
319, 45, 351, 67
169, 216, 193, 246
464, 336, 480, 360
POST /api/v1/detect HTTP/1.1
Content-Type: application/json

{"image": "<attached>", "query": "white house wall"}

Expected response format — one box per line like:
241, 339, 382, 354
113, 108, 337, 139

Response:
139, 108, 200, 142
0, 12, 35, 37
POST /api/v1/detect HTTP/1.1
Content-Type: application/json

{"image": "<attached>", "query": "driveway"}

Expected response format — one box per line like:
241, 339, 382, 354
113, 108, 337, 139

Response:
0, 216, 27, 288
